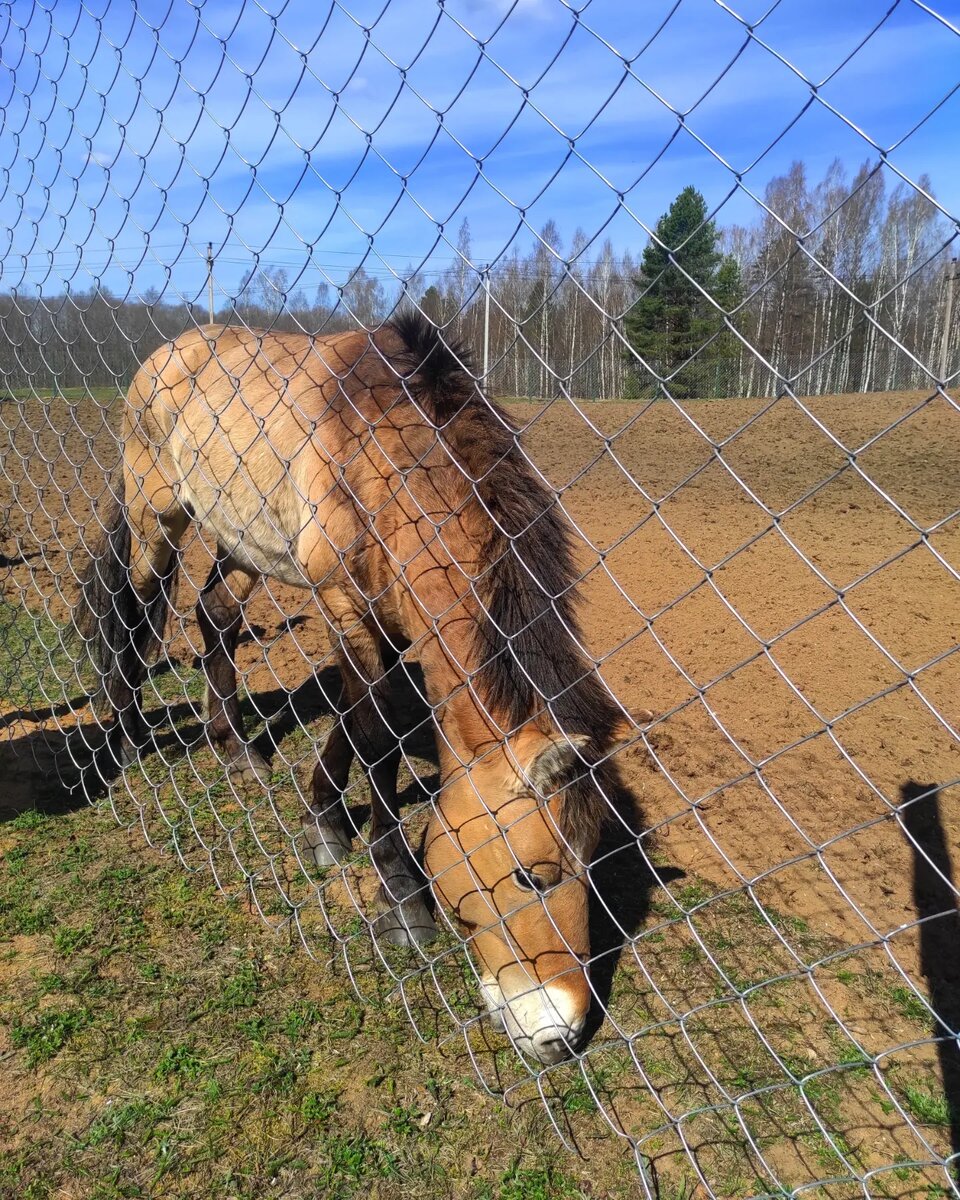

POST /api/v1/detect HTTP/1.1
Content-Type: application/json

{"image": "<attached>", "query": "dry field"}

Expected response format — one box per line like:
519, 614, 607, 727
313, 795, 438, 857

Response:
0, 383, 957, 1199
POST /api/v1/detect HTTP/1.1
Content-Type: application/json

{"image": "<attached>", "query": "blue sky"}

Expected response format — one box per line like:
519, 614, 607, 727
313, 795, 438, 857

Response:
1, 0, 958, 308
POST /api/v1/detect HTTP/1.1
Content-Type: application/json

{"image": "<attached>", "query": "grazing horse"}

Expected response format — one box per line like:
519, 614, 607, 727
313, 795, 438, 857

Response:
77, 313, 639, 1064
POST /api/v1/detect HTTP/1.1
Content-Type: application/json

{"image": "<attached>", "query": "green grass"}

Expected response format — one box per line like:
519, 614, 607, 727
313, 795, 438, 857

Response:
1, 801, 645, 1199
1, 667, 954, 1198
2, 787, 954, 1199
0, 599, 79, 711
10, 1007, 91, 1067
891, 985, 932, 1025
484, 1162, 583, 1199
900, 1082, 951, 1127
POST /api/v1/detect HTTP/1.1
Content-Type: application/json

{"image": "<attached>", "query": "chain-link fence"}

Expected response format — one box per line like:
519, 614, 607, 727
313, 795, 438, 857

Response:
1, 1, 958, 1195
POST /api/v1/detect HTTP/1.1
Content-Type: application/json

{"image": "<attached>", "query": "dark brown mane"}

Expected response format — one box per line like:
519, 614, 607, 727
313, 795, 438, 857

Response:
383, 311, 626, 770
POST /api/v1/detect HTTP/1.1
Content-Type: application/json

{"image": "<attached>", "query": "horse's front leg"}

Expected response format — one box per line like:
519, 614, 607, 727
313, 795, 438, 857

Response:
362, 689, 438, 949
313, 628, 436, 948
304, 639, 407, 867
197, 555, 271, 786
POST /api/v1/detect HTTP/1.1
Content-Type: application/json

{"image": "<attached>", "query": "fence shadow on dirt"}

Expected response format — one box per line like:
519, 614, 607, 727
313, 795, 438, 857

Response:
900, 779, 960, 1170
0, 547, 41, 569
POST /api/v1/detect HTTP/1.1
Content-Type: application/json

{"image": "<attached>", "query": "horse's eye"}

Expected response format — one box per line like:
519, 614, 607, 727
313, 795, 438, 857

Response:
513, 867, 546, 893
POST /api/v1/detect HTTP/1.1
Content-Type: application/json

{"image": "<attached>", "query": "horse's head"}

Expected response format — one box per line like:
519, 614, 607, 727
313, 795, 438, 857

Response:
425, 721, 628, 1064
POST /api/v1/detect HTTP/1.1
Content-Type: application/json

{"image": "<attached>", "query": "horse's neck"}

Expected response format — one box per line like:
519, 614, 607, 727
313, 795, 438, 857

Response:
379, 464, 523, 768
413, 617, 514, 777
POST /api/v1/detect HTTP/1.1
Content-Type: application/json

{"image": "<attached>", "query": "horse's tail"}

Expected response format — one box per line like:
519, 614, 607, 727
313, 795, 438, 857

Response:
76, 480, 178, 715
382, 308, 477, 426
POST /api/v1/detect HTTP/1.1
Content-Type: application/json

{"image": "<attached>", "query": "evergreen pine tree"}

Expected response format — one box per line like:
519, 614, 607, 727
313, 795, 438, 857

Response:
420, 284, 446, 326
625, 186, 742, 398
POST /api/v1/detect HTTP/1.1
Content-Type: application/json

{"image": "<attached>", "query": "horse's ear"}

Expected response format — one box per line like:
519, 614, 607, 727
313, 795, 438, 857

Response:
609, 709, 656, 748
522, 733, 590, 796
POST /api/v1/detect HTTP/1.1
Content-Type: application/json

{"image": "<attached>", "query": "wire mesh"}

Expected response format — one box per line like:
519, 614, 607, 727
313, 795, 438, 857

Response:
1, 0, 958, 1195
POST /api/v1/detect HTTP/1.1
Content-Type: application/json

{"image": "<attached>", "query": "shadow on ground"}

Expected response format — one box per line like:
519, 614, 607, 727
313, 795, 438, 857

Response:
0, 650, 679, 1181
900, 779, 960, 1175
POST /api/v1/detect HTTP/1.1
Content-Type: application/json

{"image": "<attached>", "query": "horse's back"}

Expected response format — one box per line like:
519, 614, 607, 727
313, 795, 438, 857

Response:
124, 325, 386, 587
129, 324, 372, 425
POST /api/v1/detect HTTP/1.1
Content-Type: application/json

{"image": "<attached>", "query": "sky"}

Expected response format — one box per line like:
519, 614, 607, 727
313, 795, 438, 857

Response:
0, 0, 958, 309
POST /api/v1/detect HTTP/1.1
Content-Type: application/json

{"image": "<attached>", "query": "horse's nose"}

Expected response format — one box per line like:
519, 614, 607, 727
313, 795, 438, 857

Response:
530, 1015, 586, 1064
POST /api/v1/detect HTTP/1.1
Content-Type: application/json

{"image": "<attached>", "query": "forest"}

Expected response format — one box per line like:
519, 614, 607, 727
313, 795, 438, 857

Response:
0, 158, 956, 401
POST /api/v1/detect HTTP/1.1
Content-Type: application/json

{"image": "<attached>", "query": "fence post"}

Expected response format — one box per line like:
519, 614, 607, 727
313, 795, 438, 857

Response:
206, 243, 215, 326
940, 257, 957, 383
482, 266, 491, 394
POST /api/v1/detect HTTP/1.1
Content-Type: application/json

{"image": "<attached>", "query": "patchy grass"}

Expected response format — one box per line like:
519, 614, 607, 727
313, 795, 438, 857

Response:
890, 985, 933, 1025
10, 1006, 91, 1067
1, 803, 644, 1199
899, 1082, 952, 1128
1, 592, 955, 1199
0, 598, 83, 714
1, 793, 954, 1200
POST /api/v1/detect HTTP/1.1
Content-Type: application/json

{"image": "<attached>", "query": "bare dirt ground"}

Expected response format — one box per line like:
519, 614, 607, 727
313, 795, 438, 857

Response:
1, 384, 958, 1197
521, 391, 960, 950
4, 386, 956, 942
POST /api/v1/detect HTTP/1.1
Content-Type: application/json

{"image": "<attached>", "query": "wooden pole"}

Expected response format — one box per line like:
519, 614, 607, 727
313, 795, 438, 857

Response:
939, 257, 957, 384
206, 242, 215, 325
482, 266, 491, 394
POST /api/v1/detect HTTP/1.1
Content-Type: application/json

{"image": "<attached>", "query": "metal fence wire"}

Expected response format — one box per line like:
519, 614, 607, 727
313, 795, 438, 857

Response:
1, 0, 959, 1195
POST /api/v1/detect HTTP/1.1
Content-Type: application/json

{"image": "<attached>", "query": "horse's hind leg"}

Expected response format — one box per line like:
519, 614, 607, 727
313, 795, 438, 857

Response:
196, 555, 271, 787
101, 488, 186, 770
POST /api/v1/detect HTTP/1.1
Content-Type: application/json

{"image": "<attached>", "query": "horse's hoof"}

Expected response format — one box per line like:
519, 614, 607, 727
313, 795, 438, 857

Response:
117, 739, 140, 771
302, 819, 352, 868
106, 728, 143, 774
372, 901, 438, 949
226, 746, 272, 788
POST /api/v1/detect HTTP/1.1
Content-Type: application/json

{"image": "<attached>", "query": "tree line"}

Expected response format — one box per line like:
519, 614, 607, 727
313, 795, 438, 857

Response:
0, 158, 955, 401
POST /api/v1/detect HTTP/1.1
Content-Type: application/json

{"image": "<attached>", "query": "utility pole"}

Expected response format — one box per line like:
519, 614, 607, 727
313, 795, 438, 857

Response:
206, 242, 215, 325
482, 265, 491, 395
939, 256, 957, 384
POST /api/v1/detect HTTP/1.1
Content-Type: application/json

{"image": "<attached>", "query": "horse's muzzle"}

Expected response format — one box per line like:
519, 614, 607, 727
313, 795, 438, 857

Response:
482, 977, 589, 1064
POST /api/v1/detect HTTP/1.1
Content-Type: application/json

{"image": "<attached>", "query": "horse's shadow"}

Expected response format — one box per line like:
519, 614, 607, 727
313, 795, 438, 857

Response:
586, 795, 683, 1042
3, 654, 676, 1113
0, 721, 89, 820
1, 651, 437, 820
